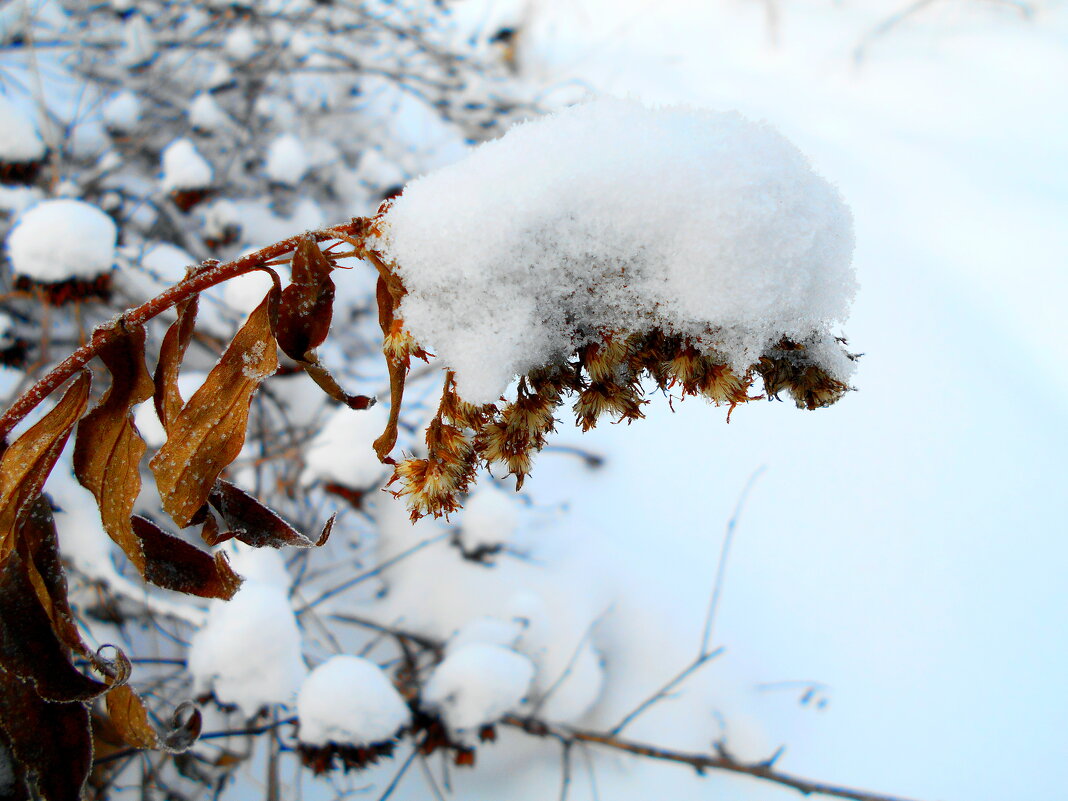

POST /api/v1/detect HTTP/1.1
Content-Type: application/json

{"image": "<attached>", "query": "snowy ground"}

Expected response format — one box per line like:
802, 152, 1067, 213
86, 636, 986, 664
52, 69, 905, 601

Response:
490, 2, 1068, 800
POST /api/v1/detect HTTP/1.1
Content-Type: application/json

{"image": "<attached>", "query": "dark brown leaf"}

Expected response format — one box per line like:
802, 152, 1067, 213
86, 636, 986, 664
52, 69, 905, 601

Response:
150, 292, 278, 527
153, 295, 199, 433
73, 324, 154, 575
131, 516, 242, 600
275, 235, 335, 361
16, 497, 86, 658
0, 672, 92, 801
207, 479, 332, 548
0, 545, 108, 702
0, 372, 90, 563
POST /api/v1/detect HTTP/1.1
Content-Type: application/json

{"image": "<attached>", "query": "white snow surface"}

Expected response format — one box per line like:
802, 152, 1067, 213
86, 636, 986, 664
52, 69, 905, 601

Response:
188, 576, 307, 716
297, 655, 410, 746
161, 138, 213, 192
101, 91, 140, 132
459, 483, 520, 550
423, 643, 535, 732
377, 97, 856, 404
300, 403, 391, 490
0, 94, 45, 162
265, 133, 310, 186
6, 199, 116, 281
188, 92, 231, 132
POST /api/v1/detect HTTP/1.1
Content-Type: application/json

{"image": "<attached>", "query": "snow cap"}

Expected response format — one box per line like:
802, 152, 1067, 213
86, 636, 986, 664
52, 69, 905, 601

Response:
6, 199, 117, 282
376, 97, 856, 404
161, 138, 213, 192
297, 655, 410, 746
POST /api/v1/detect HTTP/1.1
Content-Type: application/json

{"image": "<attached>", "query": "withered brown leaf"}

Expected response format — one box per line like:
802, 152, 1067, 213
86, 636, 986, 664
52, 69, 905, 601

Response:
16, 497, 87, 659
0, 673, 92, 801
132, 516, 242, 600
275, 235, 334, 361
207, 478, 334, 549
154, 294, 199, 433
274, 236, 373, 410
150, 292, 278, 528
0, 544, 108, 702
73, 323, 154, 575
0, 372, 90, 563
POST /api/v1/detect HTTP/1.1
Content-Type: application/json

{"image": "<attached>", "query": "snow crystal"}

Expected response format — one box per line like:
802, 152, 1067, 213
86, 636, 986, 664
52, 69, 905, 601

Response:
459, 483, 520, 551
424, 643, 535, 732
161, 138, 213, 192
300, 404, 391, 491
102, 91, 141, 133
6, 199, 117, 282
265, 134, 309, 186
376, 97, 856, 404
0, 94, 45, 163
188, 579, 307, 716
297, 655, 410, 746
189, 92, 231, 133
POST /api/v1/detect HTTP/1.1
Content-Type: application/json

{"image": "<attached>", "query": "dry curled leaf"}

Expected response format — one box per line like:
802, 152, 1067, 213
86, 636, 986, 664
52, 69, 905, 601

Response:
154, 294, 199, 433
274, 236, 373, 410
131, 516, 242, 600
150, 291, 278, 528
276, 235, 335, 361
0, 544, 109, 703
207, 479, 333, 549
0, 372, 90, 563
0, 673, 92, 801
103, 686, 201, 753
73, 323, 154, 574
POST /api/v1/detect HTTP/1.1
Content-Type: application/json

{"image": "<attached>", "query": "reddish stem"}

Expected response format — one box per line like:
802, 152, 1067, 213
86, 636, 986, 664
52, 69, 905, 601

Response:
0, 220, 368, 442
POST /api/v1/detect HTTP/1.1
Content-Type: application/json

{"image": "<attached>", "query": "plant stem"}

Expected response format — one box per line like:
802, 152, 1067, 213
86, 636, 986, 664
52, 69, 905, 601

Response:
0, 220, 368, 442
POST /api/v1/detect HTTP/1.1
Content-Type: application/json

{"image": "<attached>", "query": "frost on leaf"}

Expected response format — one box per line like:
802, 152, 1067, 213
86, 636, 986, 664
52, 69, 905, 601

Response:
364, 98, 858, 519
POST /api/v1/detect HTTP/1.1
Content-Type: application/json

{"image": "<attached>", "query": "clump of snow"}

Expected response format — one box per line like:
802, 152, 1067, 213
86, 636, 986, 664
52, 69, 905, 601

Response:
459, 484, 520, 551
297, 655, 410, 746
161, 138, 213, 192
102, 91, 141, 133
423, 643, 534, 732
0, 94, 45, 163
0, 186, 42, 218
133, 371, 207, 448
446, 616, 525, 655
224, 26, 256, 61
6, 199, 117, 282
120, 14, 156, 67
189, 92, 231, 133
300, 404, 391, 491
265, 134, 309, 186
188, 578, 306, 716
376, 97, 856, 404
221, 267, 276, 315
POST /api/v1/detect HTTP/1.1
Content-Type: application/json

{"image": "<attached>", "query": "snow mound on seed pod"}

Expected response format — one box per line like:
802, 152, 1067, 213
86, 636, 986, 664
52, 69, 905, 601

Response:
376, 97, 855, 405
297, 655, 410, 746
5, 199, 117, 282
423, 643, 535, 732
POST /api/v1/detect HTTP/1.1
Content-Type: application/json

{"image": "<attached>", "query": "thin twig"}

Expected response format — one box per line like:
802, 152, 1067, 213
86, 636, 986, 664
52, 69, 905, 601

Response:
700, 466, 765, 655
503, 716, 929, 801
296, 532, 449, 614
